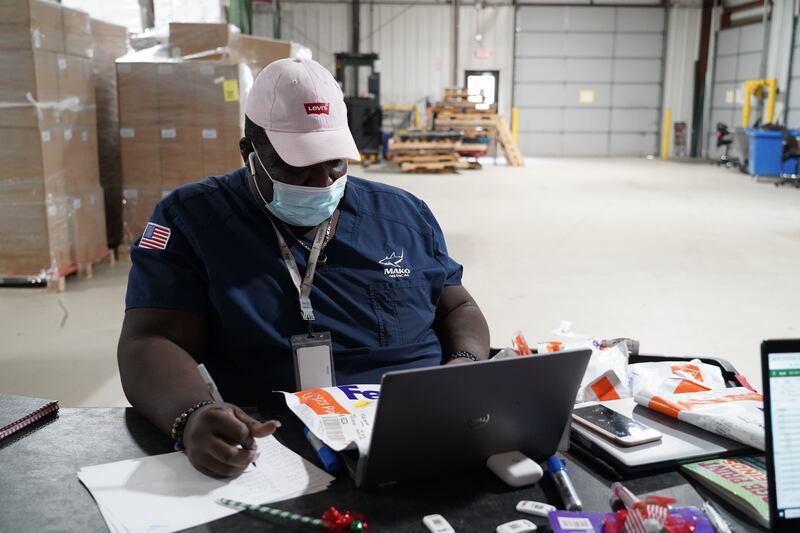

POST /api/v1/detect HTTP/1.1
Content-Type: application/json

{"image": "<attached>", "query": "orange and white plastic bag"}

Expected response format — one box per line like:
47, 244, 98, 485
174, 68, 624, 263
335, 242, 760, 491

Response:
578, 341, 631, 402
516, 322, 633, 402
634, 387, 764, 450
535, 340, 631, 402
627, 359, 727, 397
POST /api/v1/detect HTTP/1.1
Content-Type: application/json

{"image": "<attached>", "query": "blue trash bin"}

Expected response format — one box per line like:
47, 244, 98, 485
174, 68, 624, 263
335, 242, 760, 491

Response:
747, 128, 800, 176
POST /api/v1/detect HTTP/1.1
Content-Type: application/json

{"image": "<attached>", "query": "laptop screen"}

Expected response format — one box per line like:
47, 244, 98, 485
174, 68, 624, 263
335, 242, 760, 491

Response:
768, 352, 800, 519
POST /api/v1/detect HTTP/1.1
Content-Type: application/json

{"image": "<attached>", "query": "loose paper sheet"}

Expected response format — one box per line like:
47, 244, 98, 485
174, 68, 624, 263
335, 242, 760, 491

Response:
79, 435, 333, 533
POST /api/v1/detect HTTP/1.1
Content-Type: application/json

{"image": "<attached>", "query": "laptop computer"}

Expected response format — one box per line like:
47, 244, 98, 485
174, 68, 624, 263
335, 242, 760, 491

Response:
761, 339, 800, 532
353, 348, 592, 487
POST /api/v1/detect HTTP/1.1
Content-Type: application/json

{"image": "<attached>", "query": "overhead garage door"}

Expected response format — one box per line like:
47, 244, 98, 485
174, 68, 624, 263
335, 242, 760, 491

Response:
514, 6, 665, 157
708, 22, 764, 148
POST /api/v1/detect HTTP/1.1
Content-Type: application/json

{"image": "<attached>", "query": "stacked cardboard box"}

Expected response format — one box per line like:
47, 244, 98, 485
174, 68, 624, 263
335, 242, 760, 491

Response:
0, 0, 107, 281
119, 27, 295, 246
117, 59, 244, 245
229, 33, 293, 78
168, 22, 293, 76
91, 19, 129, 248
168, 22, 229, 58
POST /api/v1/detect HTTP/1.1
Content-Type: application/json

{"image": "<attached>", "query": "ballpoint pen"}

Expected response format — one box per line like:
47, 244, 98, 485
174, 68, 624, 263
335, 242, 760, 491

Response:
197, 363, 259, 467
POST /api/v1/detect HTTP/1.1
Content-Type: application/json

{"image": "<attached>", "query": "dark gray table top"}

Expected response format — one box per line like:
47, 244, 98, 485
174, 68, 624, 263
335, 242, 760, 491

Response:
0, 407, 766, 532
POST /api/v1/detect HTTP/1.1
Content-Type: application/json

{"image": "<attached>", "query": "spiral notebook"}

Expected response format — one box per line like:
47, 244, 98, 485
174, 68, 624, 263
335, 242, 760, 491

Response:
0, 394, 59, 442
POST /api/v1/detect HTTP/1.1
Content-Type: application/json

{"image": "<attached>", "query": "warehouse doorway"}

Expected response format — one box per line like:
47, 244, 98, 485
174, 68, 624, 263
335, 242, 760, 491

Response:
513, 5, 666, 157
465, 70, 499, 111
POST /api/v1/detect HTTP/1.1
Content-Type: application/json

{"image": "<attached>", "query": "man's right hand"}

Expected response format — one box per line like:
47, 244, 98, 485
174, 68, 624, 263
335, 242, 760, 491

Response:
182, 403, 280, 478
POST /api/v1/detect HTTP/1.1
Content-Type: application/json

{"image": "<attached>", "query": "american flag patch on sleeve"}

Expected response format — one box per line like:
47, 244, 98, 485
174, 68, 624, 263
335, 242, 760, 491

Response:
139, 222, 171, 250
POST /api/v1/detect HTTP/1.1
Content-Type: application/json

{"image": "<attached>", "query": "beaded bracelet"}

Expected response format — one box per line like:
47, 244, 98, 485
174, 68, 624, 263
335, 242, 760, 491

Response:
447, 351, 479, 363
170, 400, 214, 451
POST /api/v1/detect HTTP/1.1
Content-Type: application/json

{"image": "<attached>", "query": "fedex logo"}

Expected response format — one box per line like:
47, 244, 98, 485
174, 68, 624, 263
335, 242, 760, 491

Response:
304, 102, 330, 115
338, 385, 380, 400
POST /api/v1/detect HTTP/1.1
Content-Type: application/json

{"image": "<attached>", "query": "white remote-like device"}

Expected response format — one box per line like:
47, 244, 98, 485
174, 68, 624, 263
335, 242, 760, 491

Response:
486, 451, 544, 487
423, 514, 455, 533
496, 518, 538, 533
515, 500, 556, 517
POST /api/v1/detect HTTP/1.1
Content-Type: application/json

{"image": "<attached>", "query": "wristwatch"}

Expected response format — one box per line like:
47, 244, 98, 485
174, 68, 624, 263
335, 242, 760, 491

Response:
446, 351, 479, 363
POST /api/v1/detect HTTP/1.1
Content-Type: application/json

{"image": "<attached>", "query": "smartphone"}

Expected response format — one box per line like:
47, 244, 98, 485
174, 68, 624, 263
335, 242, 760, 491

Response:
572, 403, 662, 446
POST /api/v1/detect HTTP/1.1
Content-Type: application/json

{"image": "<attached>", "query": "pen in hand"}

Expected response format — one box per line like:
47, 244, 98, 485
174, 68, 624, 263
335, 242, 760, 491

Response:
197, 363, 259, 467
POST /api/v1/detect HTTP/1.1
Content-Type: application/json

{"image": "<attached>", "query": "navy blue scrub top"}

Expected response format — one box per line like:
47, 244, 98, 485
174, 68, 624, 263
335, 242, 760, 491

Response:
125, 168, 463, 406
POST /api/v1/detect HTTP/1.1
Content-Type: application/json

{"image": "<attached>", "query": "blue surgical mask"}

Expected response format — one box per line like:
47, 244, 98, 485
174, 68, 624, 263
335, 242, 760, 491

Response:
249, 151, 347, 227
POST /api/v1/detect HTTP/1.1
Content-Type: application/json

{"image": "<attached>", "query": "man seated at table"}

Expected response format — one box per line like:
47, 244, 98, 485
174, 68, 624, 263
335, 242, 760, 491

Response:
117, 57, 490, 478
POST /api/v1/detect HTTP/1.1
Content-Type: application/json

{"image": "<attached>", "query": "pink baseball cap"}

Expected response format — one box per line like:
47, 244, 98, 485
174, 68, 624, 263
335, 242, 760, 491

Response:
245, 57, 360, 167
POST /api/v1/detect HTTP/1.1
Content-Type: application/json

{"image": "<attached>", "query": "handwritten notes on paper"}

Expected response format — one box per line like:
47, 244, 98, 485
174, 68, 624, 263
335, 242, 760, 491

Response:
78, 435, 334, 533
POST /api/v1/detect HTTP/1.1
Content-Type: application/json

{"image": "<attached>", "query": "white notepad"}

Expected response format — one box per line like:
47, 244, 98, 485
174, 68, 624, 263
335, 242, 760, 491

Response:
78, 435, 334, 533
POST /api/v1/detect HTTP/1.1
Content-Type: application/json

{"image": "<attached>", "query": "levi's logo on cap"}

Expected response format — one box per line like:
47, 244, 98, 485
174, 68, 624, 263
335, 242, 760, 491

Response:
304, 102, 330, 115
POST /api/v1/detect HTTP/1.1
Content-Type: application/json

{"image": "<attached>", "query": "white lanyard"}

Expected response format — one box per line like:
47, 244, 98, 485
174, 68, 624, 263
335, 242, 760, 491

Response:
266, 216, 328, 325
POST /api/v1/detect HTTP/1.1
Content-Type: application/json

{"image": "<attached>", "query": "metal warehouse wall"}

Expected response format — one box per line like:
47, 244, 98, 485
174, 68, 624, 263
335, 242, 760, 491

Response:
361, 3, 454, 109
276, 2, 352, 73
708, 23, 765, 144
259, 2, 514, 115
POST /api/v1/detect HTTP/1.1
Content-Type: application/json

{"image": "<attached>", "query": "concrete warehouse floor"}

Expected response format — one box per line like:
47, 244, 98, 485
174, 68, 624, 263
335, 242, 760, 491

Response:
1, 158, 798, 407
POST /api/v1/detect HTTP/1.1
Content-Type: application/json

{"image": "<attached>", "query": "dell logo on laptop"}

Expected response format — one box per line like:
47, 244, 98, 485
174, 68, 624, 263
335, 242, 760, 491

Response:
467, 414, 491, 429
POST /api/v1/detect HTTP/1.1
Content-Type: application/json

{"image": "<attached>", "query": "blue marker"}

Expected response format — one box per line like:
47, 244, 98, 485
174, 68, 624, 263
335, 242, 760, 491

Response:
304, 427, 342, 474
546, 455, 582, 511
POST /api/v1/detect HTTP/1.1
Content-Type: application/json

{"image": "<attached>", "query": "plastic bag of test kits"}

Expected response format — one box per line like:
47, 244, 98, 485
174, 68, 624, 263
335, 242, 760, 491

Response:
533, 338, 632, 403
634, 387, 764, 450
576, 340, 631, 403
536, 339, 631, 403
628, 359, 727, 397
496, 322, 633, 403
279, 385, 380, 455
539, 323, 632, 403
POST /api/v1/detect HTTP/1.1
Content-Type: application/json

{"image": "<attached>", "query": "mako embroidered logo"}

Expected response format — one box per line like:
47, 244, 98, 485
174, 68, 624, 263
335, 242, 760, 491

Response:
304, 102, 330, 115
379, 250, 411, 278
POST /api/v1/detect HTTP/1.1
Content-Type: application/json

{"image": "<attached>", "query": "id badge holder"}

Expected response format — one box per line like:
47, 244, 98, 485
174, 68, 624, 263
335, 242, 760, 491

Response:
291, 331, 335, 391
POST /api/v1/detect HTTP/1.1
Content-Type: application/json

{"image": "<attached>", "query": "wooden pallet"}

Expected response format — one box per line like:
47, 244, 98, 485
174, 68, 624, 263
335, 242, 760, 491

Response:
443, 88, 473, 101
399, 159, 479, 173
492, 115, 525, 167
455, 142, 488, 153
401, 161, 457, 173
387, 137, 462, 171
391, 154, 459, 164
48, 248, 116, 291
430, 105, 496, 115
459, 160, 482, 170
0, 249, 115, 292
388, 140, 457, 151
436, 112, 495, 120
434, 114, 497, 129
451, 130, 495, 140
